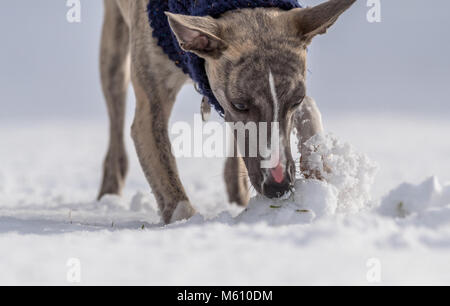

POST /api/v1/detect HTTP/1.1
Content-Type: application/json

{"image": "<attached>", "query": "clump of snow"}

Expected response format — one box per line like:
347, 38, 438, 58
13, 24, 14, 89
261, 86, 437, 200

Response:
234, 194, 315, 225
130, 191, 160, 218
294, 180, 338, 216
302, 133, 379, 213
235, 133, 378, 225
379, 176, 450, 218
234, 180, 337, 225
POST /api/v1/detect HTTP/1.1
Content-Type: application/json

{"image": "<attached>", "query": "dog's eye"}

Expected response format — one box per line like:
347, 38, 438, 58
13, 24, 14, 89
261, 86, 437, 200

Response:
291, 97, 305, 109
291, 101, 303, 109
233, 103, 249, 112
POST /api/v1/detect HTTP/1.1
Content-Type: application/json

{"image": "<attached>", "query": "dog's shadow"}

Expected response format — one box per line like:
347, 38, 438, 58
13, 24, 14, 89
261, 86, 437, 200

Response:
0, 216, 162, 235
0, 196, 164, 235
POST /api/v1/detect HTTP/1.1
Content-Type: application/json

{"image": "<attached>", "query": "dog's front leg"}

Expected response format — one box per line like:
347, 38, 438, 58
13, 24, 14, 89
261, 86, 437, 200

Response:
130, 69, 195, 225
224, 156, 250, 207
295, 97, 325, 179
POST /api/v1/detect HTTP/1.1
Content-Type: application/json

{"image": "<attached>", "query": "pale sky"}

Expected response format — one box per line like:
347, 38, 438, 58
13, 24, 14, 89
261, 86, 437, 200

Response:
1, 0, 449, 120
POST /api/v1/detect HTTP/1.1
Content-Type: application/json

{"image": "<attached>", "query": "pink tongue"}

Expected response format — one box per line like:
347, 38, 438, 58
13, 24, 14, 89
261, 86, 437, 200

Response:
270, 163, 284, 184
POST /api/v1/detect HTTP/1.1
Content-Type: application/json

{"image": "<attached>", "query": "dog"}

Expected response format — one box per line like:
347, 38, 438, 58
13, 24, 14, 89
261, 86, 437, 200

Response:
98, 0, 356, 224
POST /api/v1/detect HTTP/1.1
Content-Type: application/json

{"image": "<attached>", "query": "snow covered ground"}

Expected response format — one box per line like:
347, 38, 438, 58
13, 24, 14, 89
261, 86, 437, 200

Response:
1, 111, 450, 285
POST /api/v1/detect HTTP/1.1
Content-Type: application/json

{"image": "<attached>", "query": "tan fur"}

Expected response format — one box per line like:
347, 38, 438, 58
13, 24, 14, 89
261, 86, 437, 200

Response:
98, 0, 130, 200
98, 0, 356, 223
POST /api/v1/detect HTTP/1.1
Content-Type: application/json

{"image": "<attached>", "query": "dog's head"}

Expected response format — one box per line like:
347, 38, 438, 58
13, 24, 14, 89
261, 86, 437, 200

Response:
167, 0, 356, 198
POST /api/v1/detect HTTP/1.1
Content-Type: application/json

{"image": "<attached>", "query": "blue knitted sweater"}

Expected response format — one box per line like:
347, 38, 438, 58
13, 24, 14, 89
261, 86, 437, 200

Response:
147, 0, 302, 116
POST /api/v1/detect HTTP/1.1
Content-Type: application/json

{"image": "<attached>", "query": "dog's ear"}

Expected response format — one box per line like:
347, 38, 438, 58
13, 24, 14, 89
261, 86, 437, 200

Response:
165, 12, 227, 58
287, 0, 356, 44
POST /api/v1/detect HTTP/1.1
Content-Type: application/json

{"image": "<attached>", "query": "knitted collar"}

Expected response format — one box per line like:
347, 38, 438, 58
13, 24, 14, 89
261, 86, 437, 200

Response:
147, 0, 302, 116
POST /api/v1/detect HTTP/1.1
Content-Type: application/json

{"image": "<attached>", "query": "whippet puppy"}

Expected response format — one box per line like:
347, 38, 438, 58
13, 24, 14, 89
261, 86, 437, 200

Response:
98, 0, 356, 224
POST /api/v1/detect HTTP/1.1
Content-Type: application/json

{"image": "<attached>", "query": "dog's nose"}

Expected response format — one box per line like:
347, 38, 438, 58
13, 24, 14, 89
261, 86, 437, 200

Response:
263, 163, 295, 199
262, 180, 292, 199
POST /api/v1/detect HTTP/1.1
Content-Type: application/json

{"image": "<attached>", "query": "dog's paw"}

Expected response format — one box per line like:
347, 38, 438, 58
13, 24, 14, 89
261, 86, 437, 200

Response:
169, 201, 196, 224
